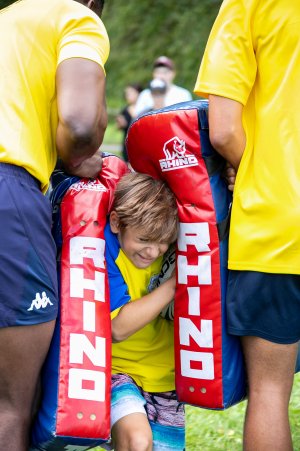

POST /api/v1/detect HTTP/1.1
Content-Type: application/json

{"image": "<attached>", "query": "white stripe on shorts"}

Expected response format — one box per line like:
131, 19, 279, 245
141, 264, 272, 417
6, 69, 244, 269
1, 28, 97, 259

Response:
111, 396, 147, 427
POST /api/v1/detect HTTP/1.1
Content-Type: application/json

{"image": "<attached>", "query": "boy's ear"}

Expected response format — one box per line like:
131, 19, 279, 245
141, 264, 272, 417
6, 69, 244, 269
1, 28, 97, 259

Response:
110, 211, 120, 233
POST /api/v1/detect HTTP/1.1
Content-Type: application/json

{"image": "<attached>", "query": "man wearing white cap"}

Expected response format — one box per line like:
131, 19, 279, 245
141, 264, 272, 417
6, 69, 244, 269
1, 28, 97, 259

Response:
135, 56, 192, 116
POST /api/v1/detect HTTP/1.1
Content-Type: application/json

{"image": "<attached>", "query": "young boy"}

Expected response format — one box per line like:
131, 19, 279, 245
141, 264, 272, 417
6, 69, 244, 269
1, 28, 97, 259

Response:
104, 172, 184, 451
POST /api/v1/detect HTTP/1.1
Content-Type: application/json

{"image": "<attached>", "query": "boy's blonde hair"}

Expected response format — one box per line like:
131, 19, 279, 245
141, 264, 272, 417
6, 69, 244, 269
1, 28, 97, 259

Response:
112, 172, 178, 243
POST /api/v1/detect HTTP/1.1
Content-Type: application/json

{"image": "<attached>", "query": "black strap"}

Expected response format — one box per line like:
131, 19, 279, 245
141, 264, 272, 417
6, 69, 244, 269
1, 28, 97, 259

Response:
217, 203, 232, 242
203, 154, 226, 177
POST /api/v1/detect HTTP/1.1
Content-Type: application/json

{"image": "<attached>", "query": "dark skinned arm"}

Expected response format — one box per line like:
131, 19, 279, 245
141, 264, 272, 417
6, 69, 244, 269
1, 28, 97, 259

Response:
56, 58, 107, 178
208, 94, 246, 171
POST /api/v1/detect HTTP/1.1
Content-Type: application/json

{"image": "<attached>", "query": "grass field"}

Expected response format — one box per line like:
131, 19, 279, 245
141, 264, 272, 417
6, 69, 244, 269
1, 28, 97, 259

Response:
186, 373, 300, 450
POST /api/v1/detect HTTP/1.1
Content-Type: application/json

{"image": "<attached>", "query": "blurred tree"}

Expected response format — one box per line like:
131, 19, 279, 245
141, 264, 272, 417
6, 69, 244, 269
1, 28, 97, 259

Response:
102, 0, 222, 107
0, 0, 15, 8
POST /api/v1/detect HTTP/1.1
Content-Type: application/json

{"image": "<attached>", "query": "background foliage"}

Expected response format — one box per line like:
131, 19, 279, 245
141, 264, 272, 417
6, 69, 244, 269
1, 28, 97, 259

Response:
0, 0, 14, 8
102, 0, 222, 109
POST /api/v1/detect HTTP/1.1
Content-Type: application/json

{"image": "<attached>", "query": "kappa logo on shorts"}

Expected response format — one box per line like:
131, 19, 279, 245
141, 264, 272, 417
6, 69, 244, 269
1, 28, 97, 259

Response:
27, 292, 54, 311
159, 136, 198, 172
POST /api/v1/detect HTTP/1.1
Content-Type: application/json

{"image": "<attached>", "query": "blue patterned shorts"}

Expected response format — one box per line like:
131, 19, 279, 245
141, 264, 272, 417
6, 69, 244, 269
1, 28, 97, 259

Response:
108, 373, 185, 450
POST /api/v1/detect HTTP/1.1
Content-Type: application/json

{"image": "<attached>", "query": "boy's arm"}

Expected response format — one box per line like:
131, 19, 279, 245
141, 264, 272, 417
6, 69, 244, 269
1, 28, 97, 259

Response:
112, 275, 175, 343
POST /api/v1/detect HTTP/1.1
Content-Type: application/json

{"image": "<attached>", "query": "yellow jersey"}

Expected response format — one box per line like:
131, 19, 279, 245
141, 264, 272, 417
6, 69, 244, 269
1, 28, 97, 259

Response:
195, 0, 300, 274
0, 0, 109, 192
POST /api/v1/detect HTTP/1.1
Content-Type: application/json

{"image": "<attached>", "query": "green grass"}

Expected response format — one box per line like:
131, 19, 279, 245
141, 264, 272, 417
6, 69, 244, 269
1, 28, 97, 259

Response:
93, 373, 300, 450
186, 373, 300, 450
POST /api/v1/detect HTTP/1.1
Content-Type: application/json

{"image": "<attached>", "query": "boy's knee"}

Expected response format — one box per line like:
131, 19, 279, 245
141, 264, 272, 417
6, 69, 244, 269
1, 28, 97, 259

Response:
114, 428, 152, 451
127, 432, 152, 451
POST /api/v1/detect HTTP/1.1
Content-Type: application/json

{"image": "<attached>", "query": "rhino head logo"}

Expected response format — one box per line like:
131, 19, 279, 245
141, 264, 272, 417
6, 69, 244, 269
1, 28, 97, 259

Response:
163, 136, 186, 160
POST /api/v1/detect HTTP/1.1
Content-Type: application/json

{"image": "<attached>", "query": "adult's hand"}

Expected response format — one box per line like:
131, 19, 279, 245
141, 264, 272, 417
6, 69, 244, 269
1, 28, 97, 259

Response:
224, 162, 236, 192
64, 149, 103, 179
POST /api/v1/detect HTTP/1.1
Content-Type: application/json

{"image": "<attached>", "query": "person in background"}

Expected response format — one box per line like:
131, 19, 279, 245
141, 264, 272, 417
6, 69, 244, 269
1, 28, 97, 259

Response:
195, 0, 300, 449
148, 78, 168, 111
103, 172, 185, 451
0, 0, 109, 449
135, 78, 168, 118
116, 83, 143, 162
135, 56, 192, 116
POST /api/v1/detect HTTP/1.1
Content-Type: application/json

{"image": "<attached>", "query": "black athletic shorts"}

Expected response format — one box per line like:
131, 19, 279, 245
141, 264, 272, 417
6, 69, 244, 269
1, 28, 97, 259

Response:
227, 270, 300, 344
0, 163, 58, 327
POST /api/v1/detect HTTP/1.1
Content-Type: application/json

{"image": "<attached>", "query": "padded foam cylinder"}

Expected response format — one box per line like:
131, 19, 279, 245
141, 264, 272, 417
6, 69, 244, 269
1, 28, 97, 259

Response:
30, 155, 128, 450
127, 100, 246, 409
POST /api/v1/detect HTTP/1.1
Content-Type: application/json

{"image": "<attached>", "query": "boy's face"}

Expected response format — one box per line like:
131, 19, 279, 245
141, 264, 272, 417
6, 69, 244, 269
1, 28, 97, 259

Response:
110, 212, 169, 269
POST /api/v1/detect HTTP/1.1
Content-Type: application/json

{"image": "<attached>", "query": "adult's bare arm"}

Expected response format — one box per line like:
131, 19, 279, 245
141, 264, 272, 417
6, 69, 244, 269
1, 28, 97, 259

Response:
208, 95, 246, 171
56, 58, 107, 178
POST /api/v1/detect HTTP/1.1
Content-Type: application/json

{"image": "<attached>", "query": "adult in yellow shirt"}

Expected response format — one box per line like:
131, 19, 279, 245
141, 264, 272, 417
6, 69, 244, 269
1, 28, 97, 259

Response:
0, 0, 109, 449
195, 0, 300, 449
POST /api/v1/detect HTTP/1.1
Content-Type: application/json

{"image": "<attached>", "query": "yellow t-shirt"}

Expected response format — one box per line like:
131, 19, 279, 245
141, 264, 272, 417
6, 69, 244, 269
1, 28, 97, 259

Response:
195, 0, 300, 274
0, 0, 109, 192
105, 224, 175, 392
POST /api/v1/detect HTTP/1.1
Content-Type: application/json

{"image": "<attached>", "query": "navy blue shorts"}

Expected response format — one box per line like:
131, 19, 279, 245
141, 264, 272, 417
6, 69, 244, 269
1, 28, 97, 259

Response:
227, 270, 300, 344
0, 163, 58, 327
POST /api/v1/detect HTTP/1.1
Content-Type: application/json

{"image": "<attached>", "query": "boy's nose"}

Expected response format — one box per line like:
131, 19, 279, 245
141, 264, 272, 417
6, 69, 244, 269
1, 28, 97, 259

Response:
145, 245, 160, 259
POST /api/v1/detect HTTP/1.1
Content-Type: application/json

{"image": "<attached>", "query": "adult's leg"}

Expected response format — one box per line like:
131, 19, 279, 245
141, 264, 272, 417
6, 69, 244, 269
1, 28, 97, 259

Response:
241, 336, 298, 451
0, 320, 55, 451
112, 412, 152, 451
